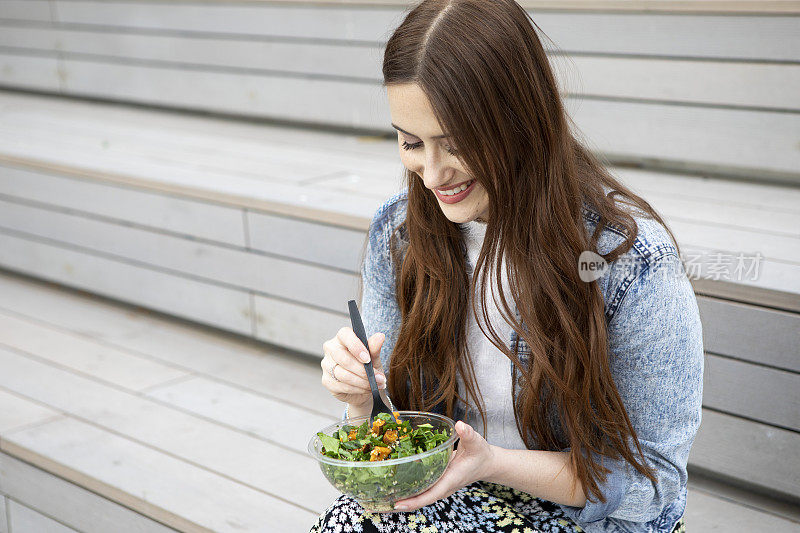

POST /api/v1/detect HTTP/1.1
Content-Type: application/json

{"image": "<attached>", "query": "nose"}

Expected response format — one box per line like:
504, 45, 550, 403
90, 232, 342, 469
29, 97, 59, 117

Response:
418, 151, 456, 190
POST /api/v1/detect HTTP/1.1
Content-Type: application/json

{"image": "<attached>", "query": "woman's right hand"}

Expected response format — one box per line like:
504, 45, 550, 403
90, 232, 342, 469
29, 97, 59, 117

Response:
321, 327, 387, 409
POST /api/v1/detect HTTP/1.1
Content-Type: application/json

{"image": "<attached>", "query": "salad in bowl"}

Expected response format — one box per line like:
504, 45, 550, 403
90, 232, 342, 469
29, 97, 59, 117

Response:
308, 411, 458, 512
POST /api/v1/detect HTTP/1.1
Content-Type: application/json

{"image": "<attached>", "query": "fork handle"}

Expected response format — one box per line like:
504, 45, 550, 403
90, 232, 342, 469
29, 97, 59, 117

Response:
347, 300, 381, 405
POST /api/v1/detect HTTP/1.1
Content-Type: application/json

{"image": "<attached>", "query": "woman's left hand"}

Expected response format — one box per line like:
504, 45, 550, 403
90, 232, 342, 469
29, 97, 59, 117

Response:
391, 420, 496, 512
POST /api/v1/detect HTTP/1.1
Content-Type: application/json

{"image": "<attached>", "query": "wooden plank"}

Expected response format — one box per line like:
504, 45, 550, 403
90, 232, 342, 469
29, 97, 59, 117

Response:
0, 231, 254, 335
0, 117, 400, 189
48, 3, 800, 60
535, 12, 800, 61
0, 452, 178, 533
107, 314, 346, 419
0, 24, 380, 79
0, 273, 155, 341
246, 211, 366, 272
233, 1, 800, 14
0, 346, 340, 514
639, 191, 800, 238
0, 389, 60, 434
0, 271, 345, 420
0, 119, 344, 187
7, 500, 76, 533
692, 278, 800, 315
0, 89, 398, 162
0, 1, 52, 22
689, 409, 800, 501
0, 311, 191, 392
4, 24, 797, 110
0, 24, 58, 51
1, 417, 318, 532
6, 500, 78, 533
703, 353, 800, 431
688, 472, 800, 525
557, 54, 800, 111
666, 219, 800, 264
52, 1, 398, 41
567, 97, 800, 179
511, 0, 800, 12
0, 157, 379, 232
252, 293, 348, 356
0, 198, 360, 313
310, 170, 405, 200
0, 53, 60, 92
698, 296, 800, 372
0, 108, 404, 190
678, 243, 800, 298
0, 165, 248, 247
685, 489, 800, 533
615, 167, 800, 214
145, 376, 337, 453
55, 57, 388, 129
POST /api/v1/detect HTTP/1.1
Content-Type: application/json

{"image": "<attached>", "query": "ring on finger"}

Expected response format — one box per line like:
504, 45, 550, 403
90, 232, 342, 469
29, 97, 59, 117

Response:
328, 362, 340, 382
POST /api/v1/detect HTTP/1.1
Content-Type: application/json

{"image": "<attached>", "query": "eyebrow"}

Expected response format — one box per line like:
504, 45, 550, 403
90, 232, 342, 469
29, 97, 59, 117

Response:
391, 123, 451, 139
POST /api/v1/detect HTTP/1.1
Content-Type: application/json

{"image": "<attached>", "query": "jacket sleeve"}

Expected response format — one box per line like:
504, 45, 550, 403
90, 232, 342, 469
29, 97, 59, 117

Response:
558, 252, 704, 524
360, 208, 403, 377
342, 207, 403, 421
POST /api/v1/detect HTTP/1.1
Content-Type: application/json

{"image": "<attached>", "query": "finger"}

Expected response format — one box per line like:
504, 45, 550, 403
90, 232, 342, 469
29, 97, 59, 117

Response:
394, 481, 454, 512
336, 326, 371, 364
368, 332, 386, 371
321, 372, 375, 395
325, 354, 380, 392
324, 338, 369, 377
456, 421, 472, 440
327, 341, 386, 388
321, 350, 374, 392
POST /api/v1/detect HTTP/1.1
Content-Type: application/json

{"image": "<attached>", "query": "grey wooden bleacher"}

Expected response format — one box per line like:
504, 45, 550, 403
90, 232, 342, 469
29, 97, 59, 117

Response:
0, 0, 798, 527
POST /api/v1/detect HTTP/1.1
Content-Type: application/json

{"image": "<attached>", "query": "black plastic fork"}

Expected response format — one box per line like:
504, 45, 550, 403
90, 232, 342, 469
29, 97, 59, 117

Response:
348, 299, 394, 424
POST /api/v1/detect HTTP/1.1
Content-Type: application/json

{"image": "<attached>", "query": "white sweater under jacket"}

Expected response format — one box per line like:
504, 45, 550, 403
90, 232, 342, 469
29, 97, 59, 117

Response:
456, 220, 528, 450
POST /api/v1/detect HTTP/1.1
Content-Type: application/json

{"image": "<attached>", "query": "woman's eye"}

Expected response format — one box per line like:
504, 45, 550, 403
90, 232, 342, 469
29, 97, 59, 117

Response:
401, 140, 458, 156
401, 140, 422, 151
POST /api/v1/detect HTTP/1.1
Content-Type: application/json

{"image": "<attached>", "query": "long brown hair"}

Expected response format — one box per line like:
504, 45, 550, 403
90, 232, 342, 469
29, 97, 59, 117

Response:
380, 0, 679, 504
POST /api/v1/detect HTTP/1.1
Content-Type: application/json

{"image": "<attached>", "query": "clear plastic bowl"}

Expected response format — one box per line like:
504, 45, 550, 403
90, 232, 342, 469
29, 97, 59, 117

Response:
308, 411, 458, 512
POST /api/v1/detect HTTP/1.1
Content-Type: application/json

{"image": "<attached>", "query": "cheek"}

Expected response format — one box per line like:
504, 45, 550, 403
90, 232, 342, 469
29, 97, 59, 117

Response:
398, 151, 420, 171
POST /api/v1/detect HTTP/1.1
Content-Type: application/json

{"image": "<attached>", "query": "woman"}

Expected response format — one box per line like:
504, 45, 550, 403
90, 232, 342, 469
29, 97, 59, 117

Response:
313, 1, 703, 531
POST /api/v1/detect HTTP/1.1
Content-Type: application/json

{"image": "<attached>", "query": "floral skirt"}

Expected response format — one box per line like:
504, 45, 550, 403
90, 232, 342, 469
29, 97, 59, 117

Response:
310, 481, 687, 532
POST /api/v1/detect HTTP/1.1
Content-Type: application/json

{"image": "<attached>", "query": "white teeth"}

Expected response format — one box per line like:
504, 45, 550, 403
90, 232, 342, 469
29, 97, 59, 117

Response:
440, 180, 472, 196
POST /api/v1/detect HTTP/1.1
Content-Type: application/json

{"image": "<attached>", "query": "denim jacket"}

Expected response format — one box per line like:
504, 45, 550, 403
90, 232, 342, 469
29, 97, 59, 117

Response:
356, 189, 704, 533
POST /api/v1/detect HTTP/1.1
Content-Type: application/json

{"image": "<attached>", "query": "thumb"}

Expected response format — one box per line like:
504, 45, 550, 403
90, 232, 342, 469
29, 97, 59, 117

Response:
455, 420, 476, 444
368, 332, 385, 369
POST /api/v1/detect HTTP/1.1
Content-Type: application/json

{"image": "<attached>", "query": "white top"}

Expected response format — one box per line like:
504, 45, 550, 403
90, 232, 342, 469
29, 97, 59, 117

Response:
456, 220, 528, 450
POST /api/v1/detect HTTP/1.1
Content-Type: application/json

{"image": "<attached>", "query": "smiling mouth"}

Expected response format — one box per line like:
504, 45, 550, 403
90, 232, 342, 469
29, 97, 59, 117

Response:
435, 179, 474, 196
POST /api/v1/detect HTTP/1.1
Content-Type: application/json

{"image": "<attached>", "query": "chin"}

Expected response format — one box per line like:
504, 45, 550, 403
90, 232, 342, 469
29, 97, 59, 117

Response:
438, 203, 480, 224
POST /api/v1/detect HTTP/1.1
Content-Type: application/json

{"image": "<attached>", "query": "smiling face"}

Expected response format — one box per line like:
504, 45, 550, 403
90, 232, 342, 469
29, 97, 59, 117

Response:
387, 83, 489, 224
